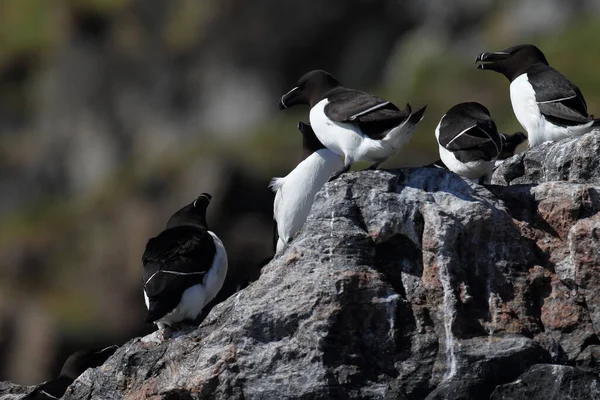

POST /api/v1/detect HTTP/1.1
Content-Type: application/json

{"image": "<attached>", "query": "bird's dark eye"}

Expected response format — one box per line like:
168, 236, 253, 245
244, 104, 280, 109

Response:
193, 200, 198, 208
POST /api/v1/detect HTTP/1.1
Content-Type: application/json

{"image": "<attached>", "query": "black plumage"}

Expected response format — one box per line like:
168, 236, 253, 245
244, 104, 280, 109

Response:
143, 227, 216, 323
498, 132, 527, 160
438, 102, 502, 163
526, 64, 591, 126
323, 88, 413, 139
24, 346, 118, 399
142, 193, 224, 326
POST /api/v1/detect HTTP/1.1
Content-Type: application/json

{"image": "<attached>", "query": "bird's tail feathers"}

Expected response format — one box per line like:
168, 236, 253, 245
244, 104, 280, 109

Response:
408, 105, 427, 125
381, 104, 427, 148
269, 177, 286, 192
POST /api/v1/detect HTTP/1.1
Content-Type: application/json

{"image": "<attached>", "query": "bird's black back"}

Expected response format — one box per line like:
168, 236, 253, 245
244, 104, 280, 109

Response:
324, 87, 410, 139
439, 102, 502, 162
142, 226, 216, 322
527, 64, 590, 126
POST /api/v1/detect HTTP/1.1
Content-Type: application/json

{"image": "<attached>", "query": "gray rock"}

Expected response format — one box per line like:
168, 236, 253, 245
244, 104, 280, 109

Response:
0, 381, 33, 399
490, 364, 600, 400
0, 132, 594, 399
492, 131, 600, 185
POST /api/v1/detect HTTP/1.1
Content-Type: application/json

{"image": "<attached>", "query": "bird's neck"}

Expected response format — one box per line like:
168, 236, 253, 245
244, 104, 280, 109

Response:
310, 86, 341, 108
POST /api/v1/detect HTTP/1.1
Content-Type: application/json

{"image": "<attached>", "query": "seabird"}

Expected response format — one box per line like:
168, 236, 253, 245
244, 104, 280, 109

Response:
142, 193, 228, 330
279, 70, 426, 180
476, 44, 600, 147
435, 102, 502, 181
24, 345, 118, 399
495, 131, 527, 167
270, 121, 342, 253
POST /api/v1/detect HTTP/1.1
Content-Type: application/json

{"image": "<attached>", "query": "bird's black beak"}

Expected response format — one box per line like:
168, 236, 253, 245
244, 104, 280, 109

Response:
279, 86, 299, 110
475, 51, 509, 69
297, 121, 311, 133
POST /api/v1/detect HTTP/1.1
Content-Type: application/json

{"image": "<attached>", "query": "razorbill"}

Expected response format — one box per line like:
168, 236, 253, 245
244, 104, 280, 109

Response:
279, 70, 426, 180
495, 131, 527, 167
476, 44, 600, 147
142, 193, 228, 329
270, 121, 342, 253
435, 102, 502, 181
24, 345, 118, 399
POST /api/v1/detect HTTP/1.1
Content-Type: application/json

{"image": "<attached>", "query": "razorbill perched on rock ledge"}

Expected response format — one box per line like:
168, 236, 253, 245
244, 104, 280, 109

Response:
476, 44, 600, 147
24, 345, 118, 399
270, 122, 342, 253
142, 193, 227, 330
279, 70, 426, 180
435, 102, 502, 181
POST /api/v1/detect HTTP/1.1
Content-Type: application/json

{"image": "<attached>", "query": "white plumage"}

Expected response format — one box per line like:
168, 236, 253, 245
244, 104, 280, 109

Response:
271, 148, 343, 253
510, 74, 594, 147
309, 99, 421, 167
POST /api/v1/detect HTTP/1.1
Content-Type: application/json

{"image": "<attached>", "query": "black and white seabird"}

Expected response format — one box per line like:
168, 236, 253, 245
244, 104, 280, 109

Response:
24, 345, 118, 399
270, 121, 342, 253
279, 70, 426, 179
142, 193, 228, 329
435, 102, 502, 181
495, 131, 527, 167
476, 44, 600, 147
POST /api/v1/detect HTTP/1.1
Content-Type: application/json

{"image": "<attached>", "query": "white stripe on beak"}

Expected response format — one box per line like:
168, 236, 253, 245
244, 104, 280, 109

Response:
280, 86, 299, 109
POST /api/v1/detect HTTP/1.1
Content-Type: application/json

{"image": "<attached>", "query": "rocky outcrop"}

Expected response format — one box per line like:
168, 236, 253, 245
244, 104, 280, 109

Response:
492, 130, 600, 185
4, 132, 600, 399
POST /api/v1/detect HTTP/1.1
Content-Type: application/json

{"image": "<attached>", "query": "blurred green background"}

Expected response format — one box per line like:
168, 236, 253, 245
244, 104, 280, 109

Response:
1, 0, 599, 385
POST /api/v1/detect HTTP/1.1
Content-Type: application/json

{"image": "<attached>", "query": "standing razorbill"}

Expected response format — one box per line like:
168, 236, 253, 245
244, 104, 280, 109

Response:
270, 121, 342, 253
476, 44, 600, 147
142, 193, 228, 329
24, 345, 118, 399
279, 70, 426, 180
435, 102, 502, 181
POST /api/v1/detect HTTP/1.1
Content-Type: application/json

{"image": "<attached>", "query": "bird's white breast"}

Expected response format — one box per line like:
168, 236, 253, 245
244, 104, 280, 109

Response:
509, 74, 592, 147
272, 148, 343, 252
309, 99, 363, 161
510, 74, 542, 144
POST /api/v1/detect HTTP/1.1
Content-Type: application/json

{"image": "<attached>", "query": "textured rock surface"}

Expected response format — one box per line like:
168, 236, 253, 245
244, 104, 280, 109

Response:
490, 364, 600, 400
492, 131, 600, 185
0, 382, 32, 399
4, 133, 600, 399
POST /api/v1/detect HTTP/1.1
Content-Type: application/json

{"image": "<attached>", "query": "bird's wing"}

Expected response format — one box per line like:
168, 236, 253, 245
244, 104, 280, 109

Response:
440, 118, 502, 163
324, 88, 410, 139
528, 64, 590, 126
142, 227, 216, 320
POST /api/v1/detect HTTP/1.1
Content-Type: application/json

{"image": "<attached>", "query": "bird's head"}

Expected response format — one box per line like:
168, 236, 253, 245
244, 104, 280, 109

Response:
60, 345, 119, 380
279, 70, 341, 109
476, 44, 548, 81
166, 193, 212, 230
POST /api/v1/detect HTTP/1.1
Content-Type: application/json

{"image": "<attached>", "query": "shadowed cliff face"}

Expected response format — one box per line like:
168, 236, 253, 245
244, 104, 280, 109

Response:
5, 131, 600, 399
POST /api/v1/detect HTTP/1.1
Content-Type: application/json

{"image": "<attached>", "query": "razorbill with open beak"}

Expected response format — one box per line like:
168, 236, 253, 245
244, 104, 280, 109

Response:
495, 131, 527, 167
24, 345, 118, 399
435, 102, 502, 181
270, 121, 342, 253
476, 44, 600, 147
142, 193, 228, 330
279, 70, 426, 180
